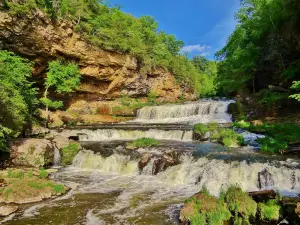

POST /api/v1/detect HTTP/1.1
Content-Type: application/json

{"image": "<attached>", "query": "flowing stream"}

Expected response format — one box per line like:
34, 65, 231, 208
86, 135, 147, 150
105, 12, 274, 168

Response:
3, 100, 300, 225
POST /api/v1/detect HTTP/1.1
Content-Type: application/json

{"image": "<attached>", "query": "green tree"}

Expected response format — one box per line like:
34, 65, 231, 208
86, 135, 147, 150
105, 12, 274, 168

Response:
290, 81, 300, 101
0, 50, 37, 151
41, 61, 81, 124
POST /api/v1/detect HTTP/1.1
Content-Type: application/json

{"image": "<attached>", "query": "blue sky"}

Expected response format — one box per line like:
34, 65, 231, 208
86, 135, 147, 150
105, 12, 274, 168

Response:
110, 0, 240, 59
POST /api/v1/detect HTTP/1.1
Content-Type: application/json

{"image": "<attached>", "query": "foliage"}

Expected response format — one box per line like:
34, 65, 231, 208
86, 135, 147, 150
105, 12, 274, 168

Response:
290, 81, 300, 101
257, 137, 288, 153
247, 122, 300, 153
41, 60, 81, 122
51, 184, 65, 194
0, 50, 37, 151
193, 124, 209, 136
61, 143, 80, 165
5, 0, 217, 96
233, 120, 251, 129
258, 200, 281, 221
224, 186, 257, 225
127, 138, 160, 148
216, 0, 300, 98
183, 189, 231, 225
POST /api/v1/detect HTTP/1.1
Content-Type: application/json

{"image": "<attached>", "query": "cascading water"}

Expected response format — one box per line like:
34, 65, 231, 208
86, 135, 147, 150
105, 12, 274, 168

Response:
53, 148, 61, 166
134, 100, 234, 124
5, 100, 300, 225
53, 128, 193, 142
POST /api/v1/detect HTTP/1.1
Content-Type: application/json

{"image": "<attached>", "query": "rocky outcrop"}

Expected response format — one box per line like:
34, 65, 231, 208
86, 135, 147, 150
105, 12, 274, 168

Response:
10, 136, 71, 167
0, 7, 196, 103
0, 205, 18, 217
10, 139, 55, 167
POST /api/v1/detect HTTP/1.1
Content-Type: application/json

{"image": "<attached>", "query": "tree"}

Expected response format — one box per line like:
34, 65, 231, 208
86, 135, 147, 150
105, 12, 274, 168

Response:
0, 50, 37, 151
41, 61, 81, 125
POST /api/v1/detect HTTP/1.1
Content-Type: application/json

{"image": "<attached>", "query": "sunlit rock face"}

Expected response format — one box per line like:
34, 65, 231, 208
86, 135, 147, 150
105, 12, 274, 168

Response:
0, 7, 195, 103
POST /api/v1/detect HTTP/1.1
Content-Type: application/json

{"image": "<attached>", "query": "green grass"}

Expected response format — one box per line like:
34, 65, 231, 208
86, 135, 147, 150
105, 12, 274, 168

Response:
7, 170, 24, 179
61, 143, 80, 166
51, 184, 65, 194
258, 200, 281, 221
39, 168, 48, 179
127, 138, 160, 148
233, 120, 251, 129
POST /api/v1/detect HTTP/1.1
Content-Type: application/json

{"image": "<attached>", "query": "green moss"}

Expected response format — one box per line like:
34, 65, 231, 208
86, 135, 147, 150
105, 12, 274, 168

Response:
61, 143, 80, 166
224, 186, 257, 225
258, 200, 281, 221
127, 138, 160, 148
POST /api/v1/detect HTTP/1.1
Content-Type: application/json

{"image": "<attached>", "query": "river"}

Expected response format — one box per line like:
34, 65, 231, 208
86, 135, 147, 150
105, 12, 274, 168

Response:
2, 100, 300, 225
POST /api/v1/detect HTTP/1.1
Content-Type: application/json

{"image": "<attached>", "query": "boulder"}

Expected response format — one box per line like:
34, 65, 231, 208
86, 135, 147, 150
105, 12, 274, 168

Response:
52, 135, 70, 150
0, 205, 18, 216
10, 139, 55, 167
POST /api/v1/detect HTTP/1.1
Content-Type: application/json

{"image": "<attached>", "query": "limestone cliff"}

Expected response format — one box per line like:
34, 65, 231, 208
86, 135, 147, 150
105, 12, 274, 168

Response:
0, 6, 196, 104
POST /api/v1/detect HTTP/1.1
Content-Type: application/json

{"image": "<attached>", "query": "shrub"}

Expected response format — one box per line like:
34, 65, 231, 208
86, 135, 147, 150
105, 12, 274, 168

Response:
258, 200, 281, 221
182, 189, 231, 225
127, 138, 160, 148
233, 120, 251, 129
61, 143, 80, 166
212, 128, 244, 147
193, 124, 209, 136
224, 186, 257, 225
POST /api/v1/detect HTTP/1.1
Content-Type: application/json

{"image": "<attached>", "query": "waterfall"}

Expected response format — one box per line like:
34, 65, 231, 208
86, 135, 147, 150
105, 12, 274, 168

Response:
134, 100, 234, 124
53, 148, 61, 166
72, 150, 139, 175
54, 129, 193, 142
72, 150, 300, 196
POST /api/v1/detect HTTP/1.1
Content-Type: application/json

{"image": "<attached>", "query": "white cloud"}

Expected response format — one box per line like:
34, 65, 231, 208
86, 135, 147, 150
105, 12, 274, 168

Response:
181, 44, 211, 54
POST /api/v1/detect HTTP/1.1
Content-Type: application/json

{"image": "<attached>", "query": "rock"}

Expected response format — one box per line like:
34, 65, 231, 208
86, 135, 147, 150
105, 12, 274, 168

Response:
52, 135, 70, 150
295, 202, 300, 217
31, 125, 50, 137
0, 8, 196, 103
138, 153, 152, 170
251, 120, 263, 126
0, 205, 18, 216
258, 168, 274, 189
10, 139, 55, 167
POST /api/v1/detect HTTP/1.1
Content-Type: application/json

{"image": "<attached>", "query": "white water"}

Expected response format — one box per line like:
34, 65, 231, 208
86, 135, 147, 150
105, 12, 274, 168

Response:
72, 150, 300, 197
55, 129, 193, 142
134, 100, 234, 124
53, 148, 61, 166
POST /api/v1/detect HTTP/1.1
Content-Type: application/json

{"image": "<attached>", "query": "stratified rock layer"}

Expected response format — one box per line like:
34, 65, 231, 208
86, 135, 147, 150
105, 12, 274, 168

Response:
0, 7, 196, 103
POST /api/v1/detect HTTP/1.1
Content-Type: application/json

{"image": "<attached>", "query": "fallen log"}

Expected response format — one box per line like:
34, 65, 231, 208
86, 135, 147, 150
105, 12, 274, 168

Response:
248, 190, 277, 202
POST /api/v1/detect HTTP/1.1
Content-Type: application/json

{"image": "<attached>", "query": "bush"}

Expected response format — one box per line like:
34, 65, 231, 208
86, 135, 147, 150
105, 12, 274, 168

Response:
61, 143, 80, 166
257, 137, 287, 154
182, 188, 231, 225
127, 138, 160, 148
193, 124, 209, 136
258, 200, 281, 221
212, 128, 244, 147
224, 186, 257, 225
233, 120, 251, 129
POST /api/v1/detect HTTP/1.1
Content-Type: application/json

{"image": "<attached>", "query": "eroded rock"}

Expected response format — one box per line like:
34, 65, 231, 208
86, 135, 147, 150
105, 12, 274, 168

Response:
0, 205, 18, 217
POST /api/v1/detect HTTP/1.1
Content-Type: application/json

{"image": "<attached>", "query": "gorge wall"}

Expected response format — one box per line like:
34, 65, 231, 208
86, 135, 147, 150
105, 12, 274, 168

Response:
0, 4, 196, 105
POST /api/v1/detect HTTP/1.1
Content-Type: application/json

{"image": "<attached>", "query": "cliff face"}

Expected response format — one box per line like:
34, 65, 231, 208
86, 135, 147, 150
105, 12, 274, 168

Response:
0, 6, 196, 103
